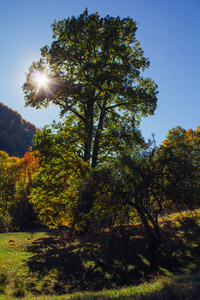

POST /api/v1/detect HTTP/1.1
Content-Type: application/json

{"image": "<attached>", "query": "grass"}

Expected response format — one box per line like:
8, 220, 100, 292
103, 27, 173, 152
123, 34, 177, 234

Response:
0, 209, 200, 298
0, 272, 200, 299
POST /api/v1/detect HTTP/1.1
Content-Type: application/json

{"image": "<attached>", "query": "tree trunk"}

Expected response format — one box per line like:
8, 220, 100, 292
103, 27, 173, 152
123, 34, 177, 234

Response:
84, 100, 94, 163
147, 233, 160, 272
92, 99, 107, 168
138, 202, 162, 272
133, 202, 161, 272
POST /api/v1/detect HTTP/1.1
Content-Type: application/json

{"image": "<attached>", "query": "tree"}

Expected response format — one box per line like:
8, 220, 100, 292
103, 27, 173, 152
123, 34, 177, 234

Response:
29, 126, 90, 228
23, 9, 158, 168
0, 151, 39, 230
0, 151, 20, 214
108, 140, 164, 272
155, 126, 200, 210
11, 151, 40, 229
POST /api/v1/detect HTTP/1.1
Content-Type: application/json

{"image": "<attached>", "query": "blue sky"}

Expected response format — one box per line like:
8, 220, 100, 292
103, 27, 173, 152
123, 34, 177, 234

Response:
0, 0, 199, 145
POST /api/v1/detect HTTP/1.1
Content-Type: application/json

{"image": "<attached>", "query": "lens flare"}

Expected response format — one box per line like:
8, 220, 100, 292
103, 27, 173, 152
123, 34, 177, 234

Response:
35, 73, 48, 87
31, 69, 58, 97
32, 70, 49, 88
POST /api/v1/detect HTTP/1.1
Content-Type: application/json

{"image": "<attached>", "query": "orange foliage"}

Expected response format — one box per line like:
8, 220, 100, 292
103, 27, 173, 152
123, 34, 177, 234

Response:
20, 151, 39, 171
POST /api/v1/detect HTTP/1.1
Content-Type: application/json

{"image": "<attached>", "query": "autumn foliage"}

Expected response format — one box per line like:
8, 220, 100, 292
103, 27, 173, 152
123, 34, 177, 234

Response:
0, 150, 39, 231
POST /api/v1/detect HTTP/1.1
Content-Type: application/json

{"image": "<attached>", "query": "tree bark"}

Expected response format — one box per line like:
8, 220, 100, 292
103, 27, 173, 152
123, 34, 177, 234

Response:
92, 99, 107, 168
147, 233, 160, 272
84, 100, 94, 163
133, 202, 161, 272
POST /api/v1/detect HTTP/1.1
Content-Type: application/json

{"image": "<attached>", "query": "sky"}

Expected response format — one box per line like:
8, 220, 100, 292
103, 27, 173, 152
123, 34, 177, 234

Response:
0, 0, 199, 145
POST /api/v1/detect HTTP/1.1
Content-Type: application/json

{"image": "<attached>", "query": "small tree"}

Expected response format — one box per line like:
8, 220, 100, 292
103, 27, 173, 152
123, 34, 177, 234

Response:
155, 126, 200, 210
0, 151, 39, 231
111, 142, 164, 271
0, 151, 20, 215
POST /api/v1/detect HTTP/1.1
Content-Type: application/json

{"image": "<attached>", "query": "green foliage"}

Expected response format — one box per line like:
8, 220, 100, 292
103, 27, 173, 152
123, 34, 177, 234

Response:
30, 125, 90, 228
22, 10, 159, 232
73, 165, 116, 231
0, 151, 20, 216
0, 212, 13, 233
30, 125, 134, 230
23, 9, 158, 168
155, 125, 200, 210
108, 141, 164, 271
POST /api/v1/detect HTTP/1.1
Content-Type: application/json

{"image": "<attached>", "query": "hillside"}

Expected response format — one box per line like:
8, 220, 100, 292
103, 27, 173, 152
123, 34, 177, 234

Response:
0, 103, 38, 157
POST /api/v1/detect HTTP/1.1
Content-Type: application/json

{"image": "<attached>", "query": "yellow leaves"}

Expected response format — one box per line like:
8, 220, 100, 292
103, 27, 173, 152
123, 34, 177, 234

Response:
0, 151, 9, 159
0, 151, 20, 181
0, 150, 40, 204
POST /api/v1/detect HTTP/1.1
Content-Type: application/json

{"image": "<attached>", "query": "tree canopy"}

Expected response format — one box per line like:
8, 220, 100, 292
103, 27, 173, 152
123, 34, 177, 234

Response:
23, 9, 158, 168
155, 126, 200, 210
0, 150, 39, 230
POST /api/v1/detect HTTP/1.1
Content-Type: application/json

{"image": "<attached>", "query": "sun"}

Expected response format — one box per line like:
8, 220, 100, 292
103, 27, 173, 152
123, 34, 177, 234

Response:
34, 72, 49, 88
31, 70, 50, 90
31, 69, 56, 96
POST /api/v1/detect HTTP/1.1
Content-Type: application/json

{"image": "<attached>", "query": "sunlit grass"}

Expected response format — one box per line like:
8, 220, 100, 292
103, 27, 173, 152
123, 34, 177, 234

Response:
0, 232, 47, 274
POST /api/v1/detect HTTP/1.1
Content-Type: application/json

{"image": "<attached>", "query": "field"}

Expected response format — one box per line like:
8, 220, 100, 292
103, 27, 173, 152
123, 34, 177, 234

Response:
0, 209, 200, 299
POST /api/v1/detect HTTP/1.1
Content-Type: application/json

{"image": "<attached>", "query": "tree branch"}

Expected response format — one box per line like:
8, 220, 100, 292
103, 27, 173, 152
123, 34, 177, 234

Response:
105, 102, 125, 111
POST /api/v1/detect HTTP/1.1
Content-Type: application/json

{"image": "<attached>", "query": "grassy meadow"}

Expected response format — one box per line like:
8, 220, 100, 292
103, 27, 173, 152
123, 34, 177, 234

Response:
0, 209, 200, 299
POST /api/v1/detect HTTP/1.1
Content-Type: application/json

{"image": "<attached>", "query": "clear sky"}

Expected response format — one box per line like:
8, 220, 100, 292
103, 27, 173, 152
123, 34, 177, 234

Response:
0, 0, 199, 145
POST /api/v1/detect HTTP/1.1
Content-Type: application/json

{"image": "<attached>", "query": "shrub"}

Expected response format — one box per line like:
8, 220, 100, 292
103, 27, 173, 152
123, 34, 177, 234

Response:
0, 211, 13, 233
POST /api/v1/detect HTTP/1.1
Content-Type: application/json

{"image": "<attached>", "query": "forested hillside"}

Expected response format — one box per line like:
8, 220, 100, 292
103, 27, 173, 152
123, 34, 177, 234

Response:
0, 102, 38, 157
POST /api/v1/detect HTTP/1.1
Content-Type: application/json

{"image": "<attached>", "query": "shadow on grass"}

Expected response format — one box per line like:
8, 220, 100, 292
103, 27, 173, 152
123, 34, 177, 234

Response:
27, 213, 200, 293
27, 225, 151, 292
160, 215, 200, 273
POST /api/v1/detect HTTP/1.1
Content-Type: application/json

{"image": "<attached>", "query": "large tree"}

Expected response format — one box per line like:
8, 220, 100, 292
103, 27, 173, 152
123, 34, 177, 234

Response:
23, 9, 158, 168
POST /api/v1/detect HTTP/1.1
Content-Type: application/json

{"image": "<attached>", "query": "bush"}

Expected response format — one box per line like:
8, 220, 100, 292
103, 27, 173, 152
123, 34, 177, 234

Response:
8, 196, 39, 230
0, 212, 13, 233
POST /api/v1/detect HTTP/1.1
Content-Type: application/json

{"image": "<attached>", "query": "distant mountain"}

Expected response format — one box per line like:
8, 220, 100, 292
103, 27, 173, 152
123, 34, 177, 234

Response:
0, 102, 38, 157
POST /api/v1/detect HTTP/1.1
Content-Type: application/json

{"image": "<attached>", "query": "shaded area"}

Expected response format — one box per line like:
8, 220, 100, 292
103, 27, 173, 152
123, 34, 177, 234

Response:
27, 226, 151, 293
26, 213, 200, 294
68, 272, 200, 300
160, 215, 200, 273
